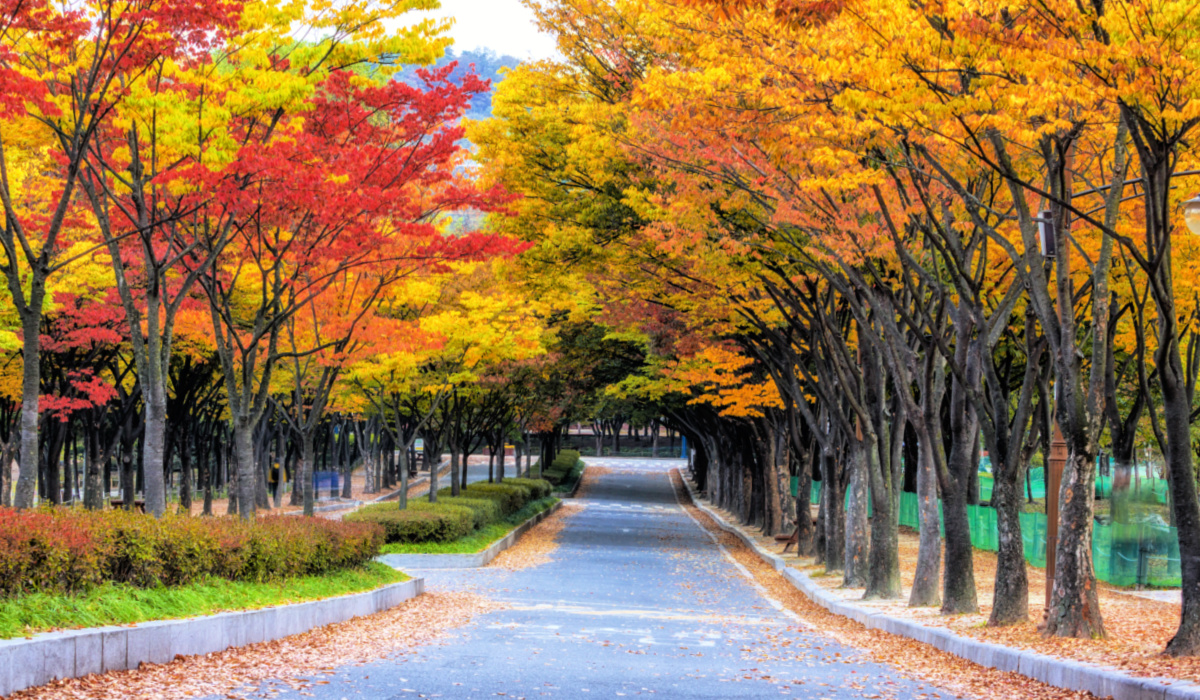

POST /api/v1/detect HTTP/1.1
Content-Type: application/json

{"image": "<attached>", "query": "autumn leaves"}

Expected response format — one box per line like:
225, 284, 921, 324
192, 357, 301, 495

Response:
0, 0, 533, 518
470, 0, 1200, 655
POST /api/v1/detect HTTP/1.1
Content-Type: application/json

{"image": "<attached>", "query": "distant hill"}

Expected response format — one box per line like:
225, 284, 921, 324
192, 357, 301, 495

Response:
396, 48, 523, 121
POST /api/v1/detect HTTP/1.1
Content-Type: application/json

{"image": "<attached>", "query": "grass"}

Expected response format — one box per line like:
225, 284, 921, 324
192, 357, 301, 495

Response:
0, 562, 406, 640
379, 496, 559, 555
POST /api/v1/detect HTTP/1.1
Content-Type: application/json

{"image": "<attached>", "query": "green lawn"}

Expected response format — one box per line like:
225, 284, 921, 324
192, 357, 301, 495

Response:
380, 496, 559, 555
0, 562, 406, 640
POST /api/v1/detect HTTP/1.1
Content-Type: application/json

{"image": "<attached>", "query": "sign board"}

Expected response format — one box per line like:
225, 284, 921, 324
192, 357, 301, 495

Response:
414, 438, 424, 453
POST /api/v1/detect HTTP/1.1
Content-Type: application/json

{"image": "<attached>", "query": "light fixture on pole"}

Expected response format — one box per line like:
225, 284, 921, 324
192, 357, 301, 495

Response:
1038, 210, 1057, 258
1184, 195, 1200, 235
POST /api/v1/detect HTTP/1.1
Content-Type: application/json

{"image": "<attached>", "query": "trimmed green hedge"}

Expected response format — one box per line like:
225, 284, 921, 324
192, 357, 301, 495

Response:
345, 502, 473, 544
0, 508, 384, 598
365, 477, 554, 547
544, 450, 582, 485
502, 478, 552, 500
433, 496, 504, 529
460, 483, 532, 516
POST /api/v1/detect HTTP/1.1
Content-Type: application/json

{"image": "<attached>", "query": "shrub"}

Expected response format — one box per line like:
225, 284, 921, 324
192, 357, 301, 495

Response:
543, 450, 581, 485
432, 496, 503, 529
0, 507, 383, 598
462, 483, 532, 516
502, 478, 552, 500
346, 502, 474, 544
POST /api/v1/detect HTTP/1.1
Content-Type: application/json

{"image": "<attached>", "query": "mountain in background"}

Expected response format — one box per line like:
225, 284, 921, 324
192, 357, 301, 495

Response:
396, 48, 523, 121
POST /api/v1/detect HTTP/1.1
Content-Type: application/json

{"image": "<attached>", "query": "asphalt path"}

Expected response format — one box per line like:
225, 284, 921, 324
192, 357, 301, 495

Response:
223, 457, 956, 700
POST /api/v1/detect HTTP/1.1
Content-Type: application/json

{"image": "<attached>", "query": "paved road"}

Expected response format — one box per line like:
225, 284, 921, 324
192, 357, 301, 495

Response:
226, 458, 955, 699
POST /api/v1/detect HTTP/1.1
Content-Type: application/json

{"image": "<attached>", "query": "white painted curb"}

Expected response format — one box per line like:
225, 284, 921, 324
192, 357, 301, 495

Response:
377, 500, 563, 569
0, 577, 424, 697
678, 472, 1200, 700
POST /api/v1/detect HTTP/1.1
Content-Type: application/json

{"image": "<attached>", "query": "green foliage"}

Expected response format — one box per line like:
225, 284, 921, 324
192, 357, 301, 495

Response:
0, 508, 383, 598
434, 496, 504, 529
0, 562, 404, 640
544, 449, 582, 485
460, 482, 532, 515
346, 502, 474, 544
502, 478, 553, 500
379, 497, 559, 555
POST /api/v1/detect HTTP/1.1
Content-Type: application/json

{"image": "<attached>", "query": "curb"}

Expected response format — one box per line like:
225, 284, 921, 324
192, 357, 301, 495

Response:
677, 473, 1200, 700
0, 577, 424, 697
375, 500, 563, 570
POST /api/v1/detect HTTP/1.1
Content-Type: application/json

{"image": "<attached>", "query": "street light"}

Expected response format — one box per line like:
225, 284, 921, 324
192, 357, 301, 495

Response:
1184, 195, 1200, 235
1037, 210, 1057, 258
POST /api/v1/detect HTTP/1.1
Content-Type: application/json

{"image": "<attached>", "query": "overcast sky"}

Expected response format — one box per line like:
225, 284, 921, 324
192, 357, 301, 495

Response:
420, 0, 560, 61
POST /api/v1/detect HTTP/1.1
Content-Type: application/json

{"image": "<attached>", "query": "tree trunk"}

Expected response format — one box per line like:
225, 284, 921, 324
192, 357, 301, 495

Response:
141, 360, 168, 517
396, 443, 409, 510
844, 442, 868, 587
989, 457, 1028, 625
823, 450, 845, 573
234, 419, 257, 520
1044, 448, 1104, 637
941, 374, 979, 615
179, 433, 193, 514
909, 432, 941, 607
14, 313, 42, 510
864, 441, 901, 599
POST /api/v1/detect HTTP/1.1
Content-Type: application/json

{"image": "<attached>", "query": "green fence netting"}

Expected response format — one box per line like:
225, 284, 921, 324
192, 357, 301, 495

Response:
809, 482, 1181, 588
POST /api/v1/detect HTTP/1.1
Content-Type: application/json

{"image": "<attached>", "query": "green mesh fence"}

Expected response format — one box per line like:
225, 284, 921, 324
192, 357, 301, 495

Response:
809, 481, 1181, 588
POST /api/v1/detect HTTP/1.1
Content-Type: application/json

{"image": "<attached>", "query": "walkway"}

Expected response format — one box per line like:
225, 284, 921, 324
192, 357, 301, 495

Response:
210, 458, 956, 699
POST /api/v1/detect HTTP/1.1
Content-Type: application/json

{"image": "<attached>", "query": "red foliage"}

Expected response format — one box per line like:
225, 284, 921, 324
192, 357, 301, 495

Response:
0, 507, 384, 597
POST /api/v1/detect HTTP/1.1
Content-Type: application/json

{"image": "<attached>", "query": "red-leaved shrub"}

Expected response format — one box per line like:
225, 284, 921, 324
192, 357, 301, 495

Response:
0, 508, 384, 597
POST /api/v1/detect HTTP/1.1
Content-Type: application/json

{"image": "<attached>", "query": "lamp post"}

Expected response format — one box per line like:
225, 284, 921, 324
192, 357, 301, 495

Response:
1036, 208, 1068, 618
1184, 195, 1200, 235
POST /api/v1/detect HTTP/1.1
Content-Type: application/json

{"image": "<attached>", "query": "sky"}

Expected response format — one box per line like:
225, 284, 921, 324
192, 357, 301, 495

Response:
419, 0, 560, 61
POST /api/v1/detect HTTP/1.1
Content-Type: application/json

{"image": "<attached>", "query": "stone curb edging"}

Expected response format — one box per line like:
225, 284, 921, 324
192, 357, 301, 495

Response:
375, 499, 563, 570
0, 577, 425, 697
676, 471, 1200, 700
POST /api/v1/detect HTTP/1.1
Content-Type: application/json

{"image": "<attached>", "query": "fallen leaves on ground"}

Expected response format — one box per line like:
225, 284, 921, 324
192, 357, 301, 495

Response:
670, 469, 1096, 700
14, 591, 500, 700
764, 502, 1197, 682
488, 505, 570, 570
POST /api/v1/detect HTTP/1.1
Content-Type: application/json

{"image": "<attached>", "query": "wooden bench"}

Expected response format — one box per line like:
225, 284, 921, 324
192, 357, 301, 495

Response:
774, 517, 818, 554
775, 527, 800, 554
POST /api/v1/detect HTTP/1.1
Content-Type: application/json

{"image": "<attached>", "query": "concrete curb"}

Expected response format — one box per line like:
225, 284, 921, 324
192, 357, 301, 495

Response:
677, 473, 1200, 700
376, 500, 563, 570
0, 577, 424, 697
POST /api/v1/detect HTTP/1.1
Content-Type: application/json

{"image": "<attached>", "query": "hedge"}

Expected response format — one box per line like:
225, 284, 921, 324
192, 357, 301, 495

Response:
345, 502, 473, 544
460, 483, 532, 516
0, 508, 384, 598
544, 450, 582, 485
430, 496, 503, 529
502, 478, 552, 500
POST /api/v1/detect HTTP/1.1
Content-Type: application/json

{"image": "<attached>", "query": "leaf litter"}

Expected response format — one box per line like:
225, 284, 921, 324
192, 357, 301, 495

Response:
670, 469, 1097, 700
12, 591, 501, 700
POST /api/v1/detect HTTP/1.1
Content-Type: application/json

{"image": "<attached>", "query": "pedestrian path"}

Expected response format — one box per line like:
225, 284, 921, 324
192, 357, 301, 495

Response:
208, 458, 956, 699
